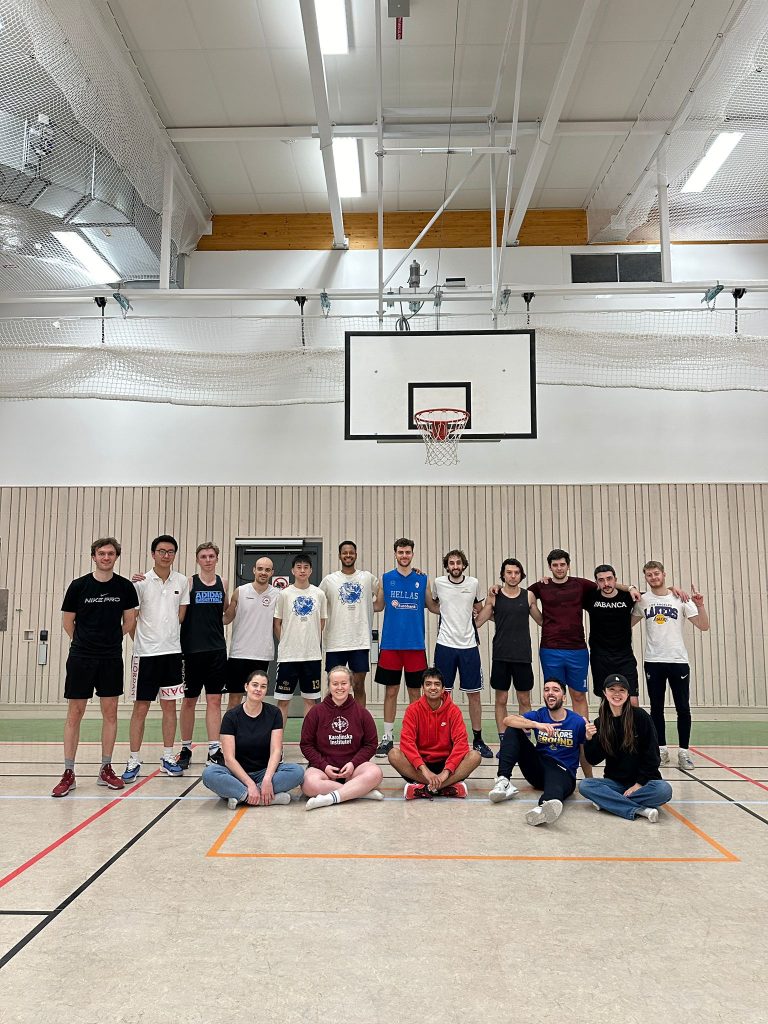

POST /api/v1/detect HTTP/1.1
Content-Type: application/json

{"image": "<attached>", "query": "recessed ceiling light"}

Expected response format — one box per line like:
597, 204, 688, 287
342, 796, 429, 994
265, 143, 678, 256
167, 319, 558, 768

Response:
315, 0, 348, 55
681, 131, 744, 193
332, 138, 361, 197
52, 230, 117, 283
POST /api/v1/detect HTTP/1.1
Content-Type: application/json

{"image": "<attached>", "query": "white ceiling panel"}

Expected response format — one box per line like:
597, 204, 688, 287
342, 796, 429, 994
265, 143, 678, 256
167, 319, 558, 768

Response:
186, 0, 267, 49
564, 42, 666, 120
205, 193, 263, 214
205, 50, 284, 124
139, 50, 228, 126
255, 0, 308, 48
176, 142, 253, 194
257, 193, 310, 213
534, 187, 593, 207
238, 141, 302, 193
268, 48, 318, 123
110, 0, 203, 51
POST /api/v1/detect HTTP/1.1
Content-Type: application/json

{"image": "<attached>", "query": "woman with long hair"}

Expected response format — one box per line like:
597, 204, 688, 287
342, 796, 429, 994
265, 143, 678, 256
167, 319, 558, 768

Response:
579, 674, 672, 821
300, 665, 383, 810
202, 669, 304, 809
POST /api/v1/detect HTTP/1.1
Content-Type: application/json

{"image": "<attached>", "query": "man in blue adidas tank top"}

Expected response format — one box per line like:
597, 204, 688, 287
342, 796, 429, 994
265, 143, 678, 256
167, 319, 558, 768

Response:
372, 537, 439, 758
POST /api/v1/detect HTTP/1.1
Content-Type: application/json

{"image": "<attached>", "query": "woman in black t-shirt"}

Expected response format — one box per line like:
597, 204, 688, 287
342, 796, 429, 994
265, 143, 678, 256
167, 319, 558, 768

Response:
202, 670, 304, 809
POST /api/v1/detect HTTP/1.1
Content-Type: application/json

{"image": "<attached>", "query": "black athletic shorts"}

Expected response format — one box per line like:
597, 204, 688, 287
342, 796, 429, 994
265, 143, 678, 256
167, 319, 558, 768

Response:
395, 757, 446, 781
590, 651, 639, 697
132, 653, 183, 702
183, 649, 228, 698
275, 660, 322, 699
226, 657, 270, 694
64, 655, 123, 700
490, 660, 535, 692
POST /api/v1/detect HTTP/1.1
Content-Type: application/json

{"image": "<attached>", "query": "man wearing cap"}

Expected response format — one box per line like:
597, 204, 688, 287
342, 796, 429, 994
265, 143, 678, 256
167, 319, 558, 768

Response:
580, 673, 672, 822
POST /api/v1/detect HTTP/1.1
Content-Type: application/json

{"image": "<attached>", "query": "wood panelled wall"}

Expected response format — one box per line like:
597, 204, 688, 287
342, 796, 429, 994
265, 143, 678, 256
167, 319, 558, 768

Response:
1, 484, 766, 715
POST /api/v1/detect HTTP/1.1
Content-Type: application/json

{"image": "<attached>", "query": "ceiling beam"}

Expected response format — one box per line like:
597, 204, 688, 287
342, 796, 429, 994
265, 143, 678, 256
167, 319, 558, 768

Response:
298, 0, 348, 249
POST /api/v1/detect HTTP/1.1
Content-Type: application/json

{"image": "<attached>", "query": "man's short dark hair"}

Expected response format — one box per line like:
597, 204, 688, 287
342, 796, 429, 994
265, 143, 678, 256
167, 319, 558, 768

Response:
338, 540, 357, 554
443, 548, 468, 570
421, 667, 444, 686
91, 536, 121, 557
394, 537, 415, 551
500, 557, 526, 582
292, 552, 313, 569
594, 564, 616, 578
151, 535, 178, 553
542, 677, 566, 693
547, 548, 570, 566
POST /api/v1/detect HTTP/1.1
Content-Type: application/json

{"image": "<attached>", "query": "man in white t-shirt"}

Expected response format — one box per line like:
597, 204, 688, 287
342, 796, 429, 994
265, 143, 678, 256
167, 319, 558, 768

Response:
223, 556, 279, 711
319, 540, 378, 707
273, 552, 328, 725
123, 534, 190, 782
431, 549, 494, 759
632, 559, 709, 770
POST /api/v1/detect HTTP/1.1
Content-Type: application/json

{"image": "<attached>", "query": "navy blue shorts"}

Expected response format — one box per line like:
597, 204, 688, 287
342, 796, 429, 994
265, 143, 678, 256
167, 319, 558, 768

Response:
324, 649, 370, 674
433, 644, 483, 692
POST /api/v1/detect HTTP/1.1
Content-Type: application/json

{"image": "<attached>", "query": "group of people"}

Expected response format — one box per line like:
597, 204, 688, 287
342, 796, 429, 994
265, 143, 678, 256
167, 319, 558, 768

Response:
53, 533, 708, 827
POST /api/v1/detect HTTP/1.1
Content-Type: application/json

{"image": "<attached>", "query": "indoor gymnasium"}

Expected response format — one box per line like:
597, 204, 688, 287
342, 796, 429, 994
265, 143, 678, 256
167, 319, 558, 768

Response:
0, 1, 767, 1022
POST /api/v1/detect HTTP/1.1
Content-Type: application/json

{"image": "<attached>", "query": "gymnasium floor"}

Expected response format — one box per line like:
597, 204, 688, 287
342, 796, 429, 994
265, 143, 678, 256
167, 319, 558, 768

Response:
0, 721, 765, 1024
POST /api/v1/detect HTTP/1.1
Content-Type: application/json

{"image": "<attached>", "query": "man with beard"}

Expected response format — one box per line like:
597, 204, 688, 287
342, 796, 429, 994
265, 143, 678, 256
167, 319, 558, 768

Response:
583, 564, 640, 706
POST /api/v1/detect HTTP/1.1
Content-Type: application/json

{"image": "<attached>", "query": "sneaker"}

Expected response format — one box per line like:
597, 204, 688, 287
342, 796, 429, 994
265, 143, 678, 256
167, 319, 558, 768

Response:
473, 739, 495, 759
206, 747, 225, 767
489, 776, 518, 803
659, 747, 670, 766
121, 759, 141, 783
52, 769, 76, 798
525, 798, 563, 826
677, 749, 695, 770
404, 782, 432, 800
441, 782, 468, 799
97, 763, 125, 791
227, 797, 239, 810
176, 746, 192, 771
376, 738, 394, 758
160, 756, 184, 777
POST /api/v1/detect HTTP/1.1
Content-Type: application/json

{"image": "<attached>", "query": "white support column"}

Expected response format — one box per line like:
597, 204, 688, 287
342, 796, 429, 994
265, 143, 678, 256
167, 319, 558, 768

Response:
505, 0, 601, 244
657, 145, 672, 282
489, 118, 498, 320
159, 158, 174, 290
375, 0, 384, 323
299, 0, 348, 249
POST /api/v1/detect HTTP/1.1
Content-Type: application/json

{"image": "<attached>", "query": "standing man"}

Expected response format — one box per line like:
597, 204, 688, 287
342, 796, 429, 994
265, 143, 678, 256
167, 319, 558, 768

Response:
431, 549, 494, 758
476, 557, 542, 746
223, 556, 278, 712
122, 535, 190, 781
319, 541, 378, 707
177, 541, 230, 772
53, 537, 138, 797
632, 560, 709, 769
273, 552, 328, 724
373, 537, 439, 758
583, 564, 640, 707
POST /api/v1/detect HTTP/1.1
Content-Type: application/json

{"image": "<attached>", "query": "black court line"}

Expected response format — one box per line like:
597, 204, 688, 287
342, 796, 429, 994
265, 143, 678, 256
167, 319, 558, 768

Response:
676, 768, 768, 827
0, 911, 52, 916
0, 777, 201, 971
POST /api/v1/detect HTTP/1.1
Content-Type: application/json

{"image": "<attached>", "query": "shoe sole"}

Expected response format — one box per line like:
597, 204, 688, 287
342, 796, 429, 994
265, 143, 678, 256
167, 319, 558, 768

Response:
52, 785, 76, 797
97, 778, 125, 790
525, 800, 563, 825
160, 768, 184, 776
489, 788, 515, 803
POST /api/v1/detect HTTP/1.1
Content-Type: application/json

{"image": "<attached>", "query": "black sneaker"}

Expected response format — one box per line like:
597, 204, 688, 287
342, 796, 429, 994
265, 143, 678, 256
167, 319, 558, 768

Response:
375, 738, 394, 758
207, 747, 225, 766
473, 738, 495, 759
176, 746, 192, 771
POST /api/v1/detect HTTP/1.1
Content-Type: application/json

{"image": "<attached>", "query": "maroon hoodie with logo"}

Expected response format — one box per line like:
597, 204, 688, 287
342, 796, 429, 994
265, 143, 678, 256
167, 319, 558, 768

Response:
300, 693, 379, 771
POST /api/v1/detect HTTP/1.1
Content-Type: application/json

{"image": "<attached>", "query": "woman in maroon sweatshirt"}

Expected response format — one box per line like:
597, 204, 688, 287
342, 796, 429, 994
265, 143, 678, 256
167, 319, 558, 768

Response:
300, 665, 383, 810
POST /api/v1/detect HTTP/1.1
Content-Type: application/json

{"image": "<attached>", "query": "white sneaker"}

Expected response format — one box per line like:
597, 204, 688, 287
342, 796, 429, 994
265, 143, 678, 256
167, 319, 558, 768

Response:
525, 799, 563, 826
678, 749, 695, 769
489, 777, 518, 803
659, 747, 670, 766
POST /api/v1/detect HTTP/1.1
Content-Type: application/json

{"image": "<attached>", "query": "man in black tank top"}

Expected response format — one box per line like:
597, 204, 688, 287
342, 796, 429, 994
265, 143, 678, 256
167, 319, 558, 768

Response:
178, 541, 230, 770
476, 558, 542, 748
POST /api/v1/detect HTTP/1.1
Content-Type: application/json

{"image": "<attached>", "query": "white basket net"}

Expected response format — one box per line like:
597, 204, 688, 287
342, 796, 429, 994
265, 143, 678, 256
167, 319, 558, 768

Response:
414, 408, 470, 466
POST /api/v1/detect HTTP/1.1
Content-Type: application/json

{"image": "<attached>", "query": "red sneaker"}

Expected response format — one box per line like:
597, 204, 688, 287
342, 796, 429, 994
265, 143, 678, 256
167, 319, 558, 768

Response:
97, 763, 125, 790
52, 769, 76, 797
441, 782, 468, 799
403, 782, 432, 800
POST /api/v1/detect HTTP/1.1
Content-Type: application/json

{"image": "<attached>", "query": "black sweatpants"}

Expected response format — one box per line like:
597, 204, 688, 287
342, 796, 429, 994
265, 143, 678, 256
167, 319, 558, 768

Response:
498, 727, 576, 804
644, 662, 691, 748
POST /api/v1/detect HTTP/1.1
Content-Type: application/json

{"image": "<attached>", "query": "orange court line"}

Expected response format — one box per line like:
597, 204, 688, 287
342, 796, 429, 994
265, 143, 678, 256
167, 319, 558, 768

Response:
206, 804, 248, 856
663, 804, 740, 861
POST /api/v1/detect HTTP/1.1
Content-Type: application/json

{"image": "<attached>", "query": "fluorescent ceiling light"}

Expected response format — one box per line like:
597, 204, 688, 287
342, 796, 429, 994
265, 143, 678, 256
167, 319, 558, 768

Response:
681, 131, 744, 193
333, 138, 361, 197
52, 230, 117, 283
316, 0, 348, 55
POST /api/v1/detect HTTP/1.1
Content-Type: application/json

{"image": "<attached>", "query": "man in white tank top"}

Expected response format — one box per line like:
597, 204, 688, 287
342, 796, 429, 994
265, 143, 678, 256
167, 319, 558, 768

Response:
223, 557, 279, 710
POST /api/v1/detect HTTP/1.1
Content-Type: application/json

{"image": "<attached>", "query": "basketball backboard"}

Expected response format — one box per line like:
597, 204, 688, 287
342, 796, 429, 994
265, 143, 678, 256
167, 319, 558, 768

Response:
345, 329, 536, 441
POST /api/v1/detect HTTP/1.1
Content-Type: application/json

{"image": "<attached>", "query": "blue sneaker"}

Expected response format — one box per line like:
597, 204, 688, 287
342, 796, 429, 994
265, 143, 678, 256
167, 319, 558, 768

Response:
160, 756, 184, 777
121, 759, 141, 782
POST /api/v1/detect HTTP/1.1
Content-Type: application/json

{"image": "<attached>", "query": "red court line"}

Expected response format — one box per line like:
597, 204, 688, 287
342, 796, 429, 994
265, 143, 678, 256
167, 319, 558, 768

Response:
689, 747, 768, 792
0, 769, 161, 890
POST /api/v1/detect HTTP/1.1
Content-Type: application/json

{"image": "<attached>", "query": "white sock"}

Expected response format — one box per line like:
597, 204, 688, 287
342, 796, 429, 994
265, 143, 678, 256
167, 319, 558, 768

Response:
383, 723, 394, 739
208, 741, 220, 751
659, 745, 668, 753
306, 792, 340, 811
181, 739, 192, 749
129, 751, 141, 764
361, 789, 384, 801
636, 807, 659, 821
162, 747, 174, 761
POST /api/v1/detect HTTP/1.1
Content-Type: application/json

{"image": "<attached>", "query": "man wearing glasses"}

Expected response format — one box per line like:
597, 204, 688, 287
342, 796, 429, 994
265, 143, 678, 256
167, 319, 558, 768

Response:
122, 535, 190, 781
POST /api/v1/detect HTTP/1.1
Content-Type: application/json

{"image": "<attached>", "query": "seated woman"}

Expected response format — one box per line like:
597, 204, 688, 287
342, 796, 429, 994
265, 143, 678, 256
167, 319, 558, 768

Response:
202, 670, 304, 809
579, 673, 673, 822
300, 665, 383, 810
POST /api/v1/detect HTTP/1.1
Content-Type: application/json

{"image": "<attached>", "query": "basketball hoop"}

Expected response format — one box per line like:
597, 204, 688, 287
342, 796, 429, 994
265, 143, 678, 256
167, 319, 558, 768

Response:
414, 408, 469, 465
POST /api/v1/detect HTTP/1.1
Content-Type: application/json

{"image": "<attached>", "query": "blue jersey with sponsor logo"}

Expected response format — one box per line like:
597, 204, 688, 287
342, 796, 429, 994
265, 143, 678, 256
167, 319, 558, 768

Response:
523, 707, 587, 777
380, 569, 427, 651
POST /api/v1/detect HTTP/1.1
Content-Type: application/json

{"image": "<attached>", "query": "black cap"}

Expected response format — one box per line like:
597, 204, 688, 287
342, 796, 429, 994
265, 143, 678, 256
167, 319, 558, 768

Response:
603, 673, 630, 690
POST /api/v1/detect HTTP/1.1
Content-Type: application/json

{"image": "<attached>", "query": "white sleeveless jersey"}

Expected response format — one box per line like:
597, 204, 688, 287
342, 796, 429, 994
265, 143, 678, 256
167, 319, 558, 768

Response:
228, 583, 279, 661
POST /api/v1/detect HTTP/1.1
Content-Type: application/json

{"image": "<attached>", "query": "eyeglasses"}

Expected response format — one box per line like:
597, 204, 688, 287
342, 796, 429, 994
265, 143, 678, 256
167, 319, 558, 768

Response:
155, 549, 176, 557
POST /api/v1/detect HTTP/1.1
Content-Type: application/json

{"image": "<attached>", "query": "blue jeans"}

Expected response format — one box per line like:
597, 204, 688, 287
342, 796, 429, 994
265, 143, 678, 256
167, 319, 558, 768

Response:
202, 762, 304, 803
579, 777, 673, 820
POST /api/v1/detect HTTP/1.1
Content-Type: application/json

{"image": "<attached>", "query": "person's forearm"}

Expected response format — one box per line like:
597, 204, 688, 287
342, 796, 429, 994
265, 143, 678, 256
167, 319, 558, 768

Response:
694, 605, 710, 630
225, 757, 253, 788
503, 714, 533, 730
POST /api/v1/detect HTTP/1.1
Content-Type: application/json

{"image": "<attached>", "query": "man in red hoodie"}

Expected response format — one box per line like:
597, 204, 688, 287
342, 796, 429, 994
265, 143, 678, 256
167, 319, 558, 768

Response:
388, 668, 481, 799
